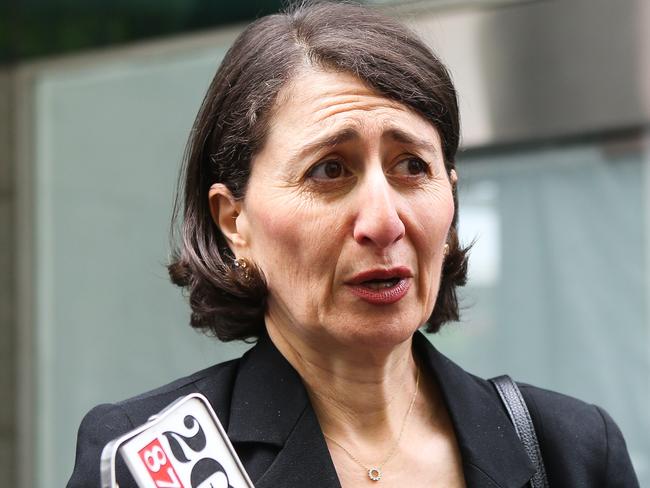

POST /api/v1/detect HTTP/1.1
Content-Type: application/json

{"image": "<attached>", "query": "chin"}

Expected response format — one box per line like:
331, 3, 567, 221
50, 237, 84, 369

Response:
332, 313, 423, 351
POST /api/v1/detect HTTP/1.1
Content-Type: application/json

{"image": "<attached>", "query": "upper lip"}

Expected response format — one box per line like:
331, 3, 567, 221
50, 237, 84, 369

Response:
346, 266, 413, 285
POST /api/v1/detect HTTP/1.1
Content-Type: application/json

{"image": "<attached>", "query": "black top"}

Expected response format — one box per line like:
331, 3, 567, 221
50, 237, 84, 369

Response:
67, 332, 639, 487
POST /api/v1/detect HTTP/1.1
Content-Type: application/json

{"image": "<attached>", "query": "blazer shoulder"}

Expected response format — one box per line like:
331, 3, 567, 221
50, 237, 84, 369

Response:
517, 383, 639, 487
518, 383, 603, 433
67, 357, 242, 487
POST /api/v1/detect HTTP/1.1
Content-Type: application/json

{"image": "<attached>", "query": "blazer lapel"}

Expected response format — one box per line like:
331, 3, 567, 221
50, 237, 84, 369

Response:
227, 335, 340, 488
413, 332, 537, 488
226, 332, 536, 488
255, 405, 341, 488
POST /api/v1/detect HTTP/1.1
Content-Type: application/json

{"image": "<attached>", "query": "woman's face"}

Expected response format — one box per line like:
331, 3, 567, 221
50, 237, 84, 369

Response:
213, 69, 455, 350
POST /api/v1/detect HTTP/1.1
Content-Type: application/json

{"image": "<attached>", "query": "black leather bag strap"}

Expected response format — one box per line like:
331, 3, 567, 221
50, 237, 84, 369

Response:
489, 375, 549, 488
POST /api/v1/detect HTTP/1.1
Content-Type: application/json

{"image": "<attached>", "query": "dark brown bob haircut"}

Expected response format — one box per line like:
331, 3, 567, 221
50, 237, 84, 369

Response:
169, 1, 469, 341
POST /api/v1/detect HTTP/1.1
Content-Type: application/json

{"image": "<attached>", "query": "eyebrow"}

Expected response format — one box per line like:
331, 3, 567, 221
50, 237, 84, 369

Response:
286, 125, 439, 175
383, 128, 439, 156
288, 127, 359, 168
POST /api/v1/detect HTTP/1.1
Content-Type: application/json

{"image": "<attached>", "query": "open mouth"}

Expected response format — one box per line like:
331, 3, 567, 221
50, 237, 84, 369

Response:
346, 268, 412, 305
360, 278, 402, 289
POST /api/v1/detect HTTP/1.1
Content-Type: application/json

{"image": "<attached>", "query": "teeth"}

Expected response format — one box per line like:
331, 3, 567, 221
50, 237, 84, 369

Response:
364, 279, 400, 289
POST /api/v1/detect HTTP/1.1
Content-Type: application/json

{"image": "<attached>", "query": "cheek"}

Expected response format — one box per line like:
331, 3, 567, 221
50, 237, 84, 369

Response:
410, 189, 455, 296
250, 211, 305, 277
245, 196, 344, 284
412, 187, 455, 245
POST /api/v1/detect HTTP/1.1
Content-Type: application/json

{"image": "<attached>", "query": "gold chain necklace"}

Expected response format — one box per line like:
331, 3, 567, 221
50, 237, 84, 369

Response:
323, 367, 420, 482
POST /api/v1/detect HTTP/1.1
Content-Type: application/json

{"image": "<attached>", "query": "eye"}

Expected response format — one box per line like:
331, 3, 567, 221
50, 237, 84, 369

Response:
307, 160, 349, 180
391, 157, 430, 176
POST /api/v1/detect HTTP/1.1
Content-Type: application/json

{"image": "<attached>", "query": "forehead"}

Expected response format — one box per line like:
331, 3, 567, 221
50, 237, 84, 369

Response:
267, 68, 440, 143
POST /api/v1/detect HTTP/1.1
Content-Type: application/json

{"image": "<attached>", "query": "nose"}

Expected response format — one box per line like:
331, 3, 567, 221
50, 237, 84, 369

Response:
352, 175, 405, 249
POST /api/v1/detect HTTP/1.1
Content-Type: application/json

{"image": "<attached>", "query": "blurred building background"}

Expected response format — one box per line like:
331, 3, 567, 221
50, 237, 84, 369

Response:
1, 0, 649, 486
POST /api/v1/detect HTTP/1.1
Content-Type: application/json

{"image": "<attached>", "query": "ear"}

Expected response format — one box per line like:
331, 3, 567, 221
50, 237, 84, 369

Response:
449, 168, 458, 185
208, 183, 249, 252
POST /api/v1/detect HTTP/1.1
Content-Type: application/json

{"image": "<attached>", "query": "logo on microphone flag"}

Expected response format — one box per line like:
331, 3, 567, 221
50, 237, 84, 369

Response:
112, 394, 254, 488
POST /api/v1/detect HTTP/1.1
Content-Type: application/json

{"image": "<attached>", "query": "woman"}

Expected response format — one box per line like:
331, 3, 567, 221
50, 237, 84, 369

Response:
68, 2, 638, 487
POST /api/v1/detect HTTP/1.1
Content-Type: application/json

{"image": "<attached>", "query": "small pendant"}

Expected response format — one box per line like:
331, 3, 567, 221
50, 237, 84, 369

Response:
368, 467, 382, 481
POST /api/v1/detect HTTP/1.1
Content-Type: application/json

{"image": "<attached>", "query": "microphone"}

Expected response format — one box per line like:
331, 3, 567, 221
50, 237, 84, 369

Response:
100, 393, 255, 488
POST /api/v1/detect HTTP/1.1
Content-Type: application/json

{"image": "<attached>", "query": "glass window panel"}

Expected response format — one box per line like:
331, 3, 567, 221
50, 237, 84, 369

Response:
432, 138, 650, 483
31, 43, 251, 488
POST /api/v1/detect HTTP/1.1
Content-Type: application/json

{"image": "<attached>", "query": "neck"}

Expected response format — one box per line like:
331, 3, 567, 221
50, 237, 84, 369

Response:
265, 320, 420, 445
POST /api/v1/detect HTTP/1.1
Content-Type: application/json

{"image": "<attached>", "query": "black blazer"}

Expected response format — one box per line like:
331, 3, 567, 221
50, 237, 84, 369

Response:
67, 332, 639, 487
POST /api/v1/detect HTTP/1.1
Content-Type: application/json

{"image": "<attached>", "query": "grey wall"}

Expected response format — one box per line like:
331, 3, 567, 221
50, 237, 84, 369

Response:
407, 0, 650, 146
0, 68, 17, 487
